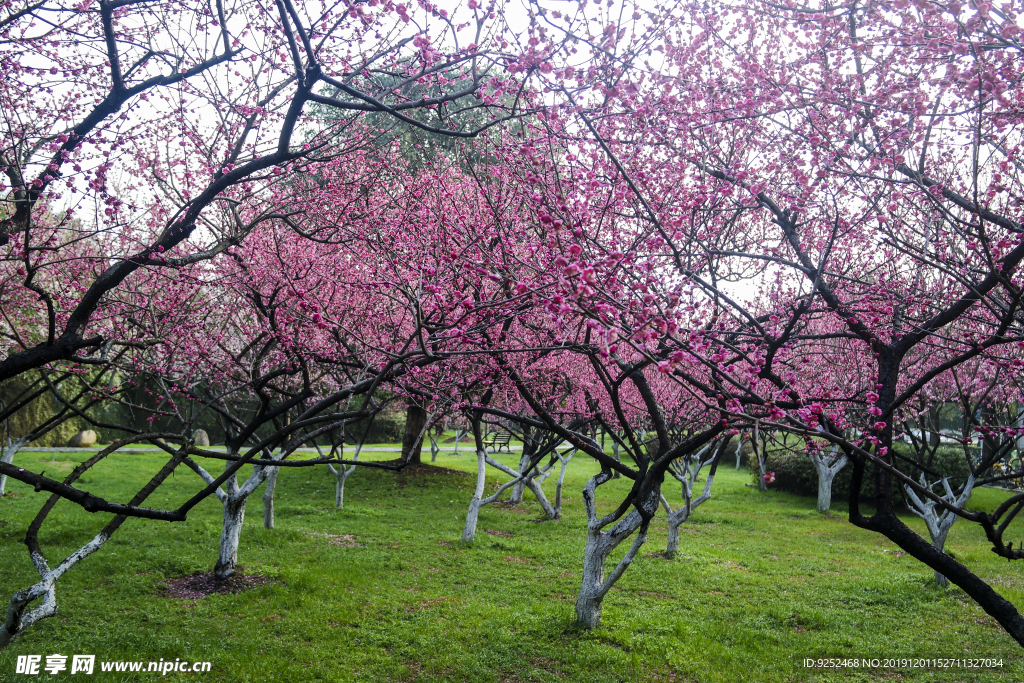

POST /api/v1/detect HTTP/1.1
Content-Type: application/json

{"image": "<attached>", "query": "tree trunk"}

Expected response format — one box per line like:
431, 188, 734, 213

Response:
335, 469, 347, 508
509, 452, 531, 504
401, 403, 427, 464
1, 530, 111, 650
810, 449, 848, 513
573, 471, 653, 628
327, 443, 360, 509
524, 470, 558, 519
662, 441, 725, 559
462, 422, 539, 540
0, 438, 26, 497
215, 494, 247, 579
817, 470, 835, 513
553, 449, 575, 517
462, 446, 487, 542
904, 474, 975, 587
575, 509, 646, 628
575, 532, 607, 628
665, 518, 682, 559
262, 466, 279, 529
930, 526, 952, 587
611, 438, 621, 479
854, 506, 1024, 646
752, 428, 767, 491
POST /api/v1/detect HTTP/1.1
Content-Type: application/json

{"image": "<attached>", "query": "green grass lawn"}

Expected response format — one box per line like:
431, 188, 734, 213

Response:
1, 443, 1022, 682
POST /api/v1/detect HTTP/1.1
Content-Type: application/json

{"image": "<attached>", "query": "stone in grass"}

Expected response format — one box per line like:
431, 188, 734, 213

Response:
193, 429, 210, 447
66, 430, 97, 447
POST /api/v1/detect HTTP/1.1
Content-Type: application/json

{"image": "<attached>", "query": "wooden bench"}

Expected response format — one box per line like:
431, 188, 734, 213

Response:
484, 430, 512, 453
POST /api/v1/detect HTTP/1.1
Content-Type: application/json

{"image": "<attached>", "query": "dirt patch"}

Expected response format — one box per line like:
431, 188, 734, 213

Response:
645, 552, 673, 560
492, 501, 531, 514
325, 533, 359, 547
438, 540, 453, 547
485, 529, 513, 537
306, 531, 361, 547
716, 560, 749, 572
406, 596, 451, 613
164, 571, 273, 600
2, 492, 23, 499
376, 460, 469, 477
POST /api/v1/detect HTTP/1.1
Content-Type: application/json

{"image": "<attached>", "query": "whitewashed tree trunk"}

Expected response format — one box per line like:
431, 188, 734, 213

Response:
534, 448, 575, 517
3, 438, 188, 649
430, 433, 440, 463
188, 451, 277, 579
326, 443, 361, 509
1, 438, 189, 651
0, 437, 27, 497
509, 451, 531, 504
753, 425, 767, 491
904, 473, 976, 586
462, 451, 546, 541
575, 471, 649, 628
734, 437, 743, 470
496, 455, 556, 518
809, 445, 848, 513
553, 449, 575, 516
216, 493, 246, 579
1, 530, 112, 649
612, 438, 622, 479
661, 443, 719, 559
462, 446, 489, 542
262, 466, 279, 529
335, 470, 346, 508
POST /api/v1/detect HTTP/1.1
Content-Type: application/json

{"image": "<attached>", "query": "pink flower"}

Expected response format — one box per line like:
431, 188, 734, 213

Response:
763, 471, 776, 484
873, 421, 887, 431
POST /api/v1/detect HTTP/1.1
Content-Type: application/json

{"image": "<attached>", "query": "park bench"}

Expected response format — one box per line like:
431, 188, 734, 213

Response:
484, 430, 512, 453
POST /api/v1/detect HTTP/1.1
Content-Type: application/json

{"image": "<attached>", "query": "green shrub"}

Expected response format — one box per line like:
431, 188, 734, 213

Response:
757, 442, 973, 503
0, 377, 85, 446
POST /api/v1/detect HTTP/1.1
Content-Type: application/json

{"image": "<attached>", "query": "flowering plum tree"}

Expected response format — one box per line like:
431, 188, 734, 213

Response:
510, 0, 1024, 642
0, 0, 525, 385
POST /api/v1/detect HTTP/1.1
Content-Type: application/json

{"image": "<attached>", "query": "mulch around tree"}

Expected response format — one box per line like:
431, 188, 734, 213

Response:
164, 571, 274, 600
376, 459, 469, 477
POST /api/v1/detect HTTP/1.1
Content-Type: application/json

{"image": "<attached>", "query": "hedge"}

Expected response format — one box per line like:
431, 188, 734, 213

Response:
756, 443, 973, 503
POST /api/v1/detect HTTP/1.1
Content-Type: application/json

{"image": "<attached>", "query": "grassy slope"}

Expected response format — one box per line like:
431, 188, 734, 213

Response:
0, 443, 1022, 682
